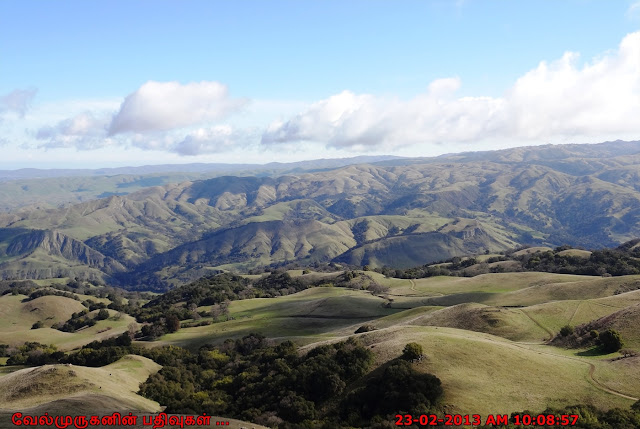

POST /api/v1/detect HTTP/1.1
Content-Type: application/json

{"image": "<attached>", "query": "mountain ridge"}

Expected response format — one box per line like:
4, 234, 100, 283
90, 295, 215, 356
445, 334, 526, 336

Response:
1, 141, 640, 288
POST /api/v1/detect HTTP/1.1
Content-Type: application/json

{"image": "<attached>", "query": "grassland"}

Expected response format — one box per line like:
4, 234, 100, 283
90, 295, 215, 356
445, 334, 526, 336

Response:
0, 354, 161, 412
2, 268, 640, 423
143, 269, 640, 419
0, 294, 136, 350
353, 326, 636, 417
158, 287, 399, 349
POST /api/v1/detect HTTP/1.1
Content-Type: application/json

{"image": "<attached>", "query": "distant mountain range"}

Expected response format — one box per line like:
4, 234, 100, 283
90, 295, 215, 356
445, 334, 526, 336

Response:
1, 141, 640, 290
0, 155, 404, 180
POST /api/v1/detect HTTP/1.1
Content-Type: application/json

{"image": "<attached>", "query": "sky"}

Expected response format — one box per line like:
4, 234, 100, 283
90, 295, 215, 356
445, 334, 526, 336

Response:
1, 0, 639, 169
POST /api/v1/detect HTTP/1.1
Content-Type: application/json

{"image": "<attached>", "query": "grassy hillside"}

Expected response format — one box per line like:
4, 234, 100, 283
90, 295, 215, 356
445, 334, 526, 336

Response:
0, 293, 137, 350
0, 355, 161, 412
352, 326, 636, 417
158, 287, 399, 349
1, 266, 639, 426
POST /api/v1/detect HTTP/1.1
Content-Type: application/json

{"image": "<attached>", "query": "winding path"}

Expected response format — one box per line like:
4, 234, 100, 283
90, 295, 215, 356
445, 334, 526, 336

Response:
519, 308, 554, 342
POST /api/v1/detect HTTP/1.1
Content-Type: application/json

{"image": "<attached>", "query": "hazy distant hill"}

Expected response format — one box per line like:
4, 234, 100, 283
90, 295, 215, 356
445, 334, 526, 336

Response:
0, 156, 404, 212
1, 141, 640, 289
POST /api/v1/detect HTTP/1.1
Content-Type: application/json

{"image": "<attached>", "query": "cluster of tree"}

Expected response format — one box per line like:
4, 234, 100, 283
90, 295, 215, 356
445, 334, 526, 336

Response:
340, 359, 442, 427
133, 273, 252, 324
53, 308, 110, 332
132, 272, 323, 327
516, 248, 640, 276
4, 342, 64, 365
380, 242, 640, 280
553, 325, 626, 354
23, 288, 83, 302
138, 334, 442, 428
501, 403, 640, 429
63, 333, 134, 366
375, 264, 453, 280
139, 314, 182, 339
249, 261, 346, 276
0, 280, 39, 296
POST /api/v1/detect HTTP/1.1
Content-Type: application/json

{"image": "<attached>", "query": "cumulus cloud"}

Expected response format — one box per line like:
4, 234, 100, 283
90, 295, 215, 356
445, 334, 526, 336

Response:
263, 31, 640, 149
0, 88, 37, 118
31, 80, 251, 154
108, 81, 247, 135
128, 125, 253, 156
36, 112, 112, 150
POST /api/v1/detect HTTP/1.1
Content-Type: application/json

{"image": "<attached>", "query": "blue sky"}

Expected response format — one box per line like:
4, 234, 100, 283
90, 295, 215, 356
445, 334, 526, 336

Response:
1, 0, 639, 168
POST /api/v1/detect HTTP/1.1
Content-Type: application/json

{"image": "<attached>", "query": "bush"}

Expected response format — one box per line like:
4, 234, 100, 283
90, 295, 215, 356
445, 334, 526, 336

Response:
402, 342, 423, 361
31, 321, 44, 329
341, 360, 442, 421
166, 314, 181, 333
96, 309, 110, 320
355, 324, 376, 334
600, 329, 624, 353
560, 325, 574, 337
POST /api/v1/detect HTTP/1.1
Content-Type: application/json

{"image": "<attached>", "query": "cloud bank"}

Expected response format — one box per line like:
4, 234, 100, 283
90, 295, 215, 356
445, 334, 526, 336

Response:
128, 125, 253, 155
36, 112, 111, 150
29, 31, 640, 155
108, 81, 246, 135
263, 31, 640, 149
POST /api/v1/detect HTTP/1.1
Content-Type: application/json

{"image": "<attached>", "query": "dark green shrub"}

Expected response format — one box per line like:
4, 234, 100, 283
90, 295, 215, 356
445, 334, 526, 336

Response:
560, 325, 574, 337
402, 342, 424, 361
600, 329, 624, 353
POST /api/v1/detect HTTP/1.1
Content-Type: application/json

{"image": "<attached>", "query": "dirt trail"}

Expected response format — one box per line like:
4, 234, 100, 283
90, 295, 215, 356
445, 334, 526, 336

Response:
519, 309, 554, 342
568, 301, 582, 325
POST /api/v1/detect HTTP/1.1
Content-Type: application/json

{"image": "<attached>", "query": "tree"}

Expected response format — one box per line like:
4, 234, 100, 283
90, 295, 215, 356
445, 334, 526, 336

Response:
210, 304, 222, 320
599, 329, 624, 353
96, 309, 110, 320
402, 342, 424, 361
166, 314, 181, 333
560, 325, 574, 337
127, 323, 138, 339
31, 321, 44, 329
115, 331, 132, 346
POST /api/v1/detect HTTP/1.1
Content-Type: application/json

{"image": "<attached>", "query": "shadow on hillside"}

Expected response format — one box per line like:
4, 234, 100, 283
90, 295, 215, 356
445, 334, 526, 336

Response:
576, 346, 605, 357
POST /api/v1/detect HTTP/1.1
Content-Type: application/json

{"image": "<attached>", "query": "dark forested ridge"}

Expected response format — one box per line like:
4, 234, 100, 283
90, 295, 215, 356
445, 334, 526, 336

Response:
384, 239, 640, 279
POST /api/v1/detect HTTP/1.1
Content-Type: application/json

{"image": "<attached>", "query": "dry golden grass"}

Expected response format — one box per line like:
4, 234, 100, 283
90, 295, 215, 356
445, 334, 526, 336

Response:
0, 294, 138, 350
338, 326, 635, 417
0, 355, 161, 412
0, 295, 85, 331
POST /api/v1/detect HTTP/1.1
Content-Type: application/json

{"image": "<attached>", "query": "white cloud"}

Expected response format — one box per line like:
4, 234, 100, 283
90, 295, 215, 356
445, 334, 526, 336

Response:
263, 31, 640, 150
29, 81, 252, 154
171, 126, 252, 156
0, 88, 37, 118
128, 125, 254, 156
35, 112, 112, 150
108, 81, 247, 135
